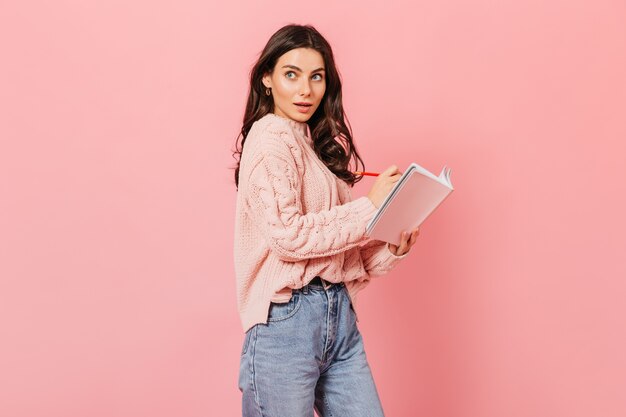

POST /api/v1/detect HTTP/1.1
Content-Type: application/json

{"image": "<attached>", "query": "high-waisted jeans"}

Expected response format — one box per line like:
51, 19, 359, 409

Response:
238, 278, 385, 417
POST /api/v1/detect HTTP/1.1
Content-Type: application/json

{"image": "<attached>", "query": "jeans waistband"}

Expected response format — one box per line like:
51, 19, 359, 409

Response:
304, 276, 343, 293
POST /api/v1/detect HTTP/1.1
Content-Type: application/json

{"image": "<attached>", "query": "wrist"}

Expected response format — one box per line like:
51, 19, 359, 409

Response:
367, 195, 379, 209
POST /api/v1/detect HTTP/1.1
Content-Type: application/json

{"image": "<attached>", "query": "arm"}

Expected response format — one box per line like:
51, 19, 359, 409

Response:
244, 133, 378, 262
337, 178, 409, 276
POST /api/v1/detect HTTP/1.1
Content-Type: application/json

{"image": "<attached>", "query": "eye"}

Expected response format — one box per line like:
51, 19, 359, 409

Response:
313, 74, 324, 81
285, 71, 296, 79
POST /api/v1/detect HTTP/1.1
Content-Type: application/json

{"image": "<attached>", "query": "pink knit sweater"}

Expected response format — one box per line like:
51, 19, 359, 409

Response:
234, 113, 408, 333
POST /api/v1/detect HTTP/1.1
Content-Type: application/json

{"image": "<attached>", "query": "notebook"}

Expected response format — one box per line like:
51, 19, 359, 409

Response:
365, 162, 454, 246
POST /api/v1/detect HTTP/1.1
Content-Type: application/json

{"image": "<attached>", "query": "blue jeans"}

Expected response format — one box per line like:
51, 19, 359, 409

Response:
238, 279, 385, 417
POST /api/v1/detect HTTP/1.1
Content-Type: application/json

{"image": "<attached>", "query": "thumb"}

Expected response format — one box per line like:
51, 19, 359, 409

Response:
384, 164, 399, 175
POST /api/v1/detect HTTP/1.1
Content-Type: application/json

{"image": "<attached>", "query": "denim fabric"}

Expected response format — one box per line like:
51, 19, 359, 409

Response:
238, 280, 385, 417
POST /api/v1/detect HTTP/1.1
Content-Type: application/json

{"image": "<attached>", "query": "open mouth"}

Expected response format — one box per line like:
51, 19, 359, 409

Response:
294, 103, 312, 112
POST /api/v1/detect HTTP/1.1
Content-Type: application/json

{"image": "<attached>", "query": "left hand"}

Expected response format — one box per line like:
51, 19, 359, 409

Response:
389, 227, 420, 256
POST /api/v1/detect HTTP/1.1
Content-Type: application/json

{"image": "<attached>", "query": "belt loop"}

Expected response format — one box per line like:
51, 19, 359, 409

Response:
302, 282, 309, 294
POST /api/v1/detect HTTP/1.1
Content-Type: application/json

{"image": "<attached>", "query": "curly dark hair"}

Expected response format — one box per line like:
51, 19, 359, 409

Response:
231, 24, 367, 190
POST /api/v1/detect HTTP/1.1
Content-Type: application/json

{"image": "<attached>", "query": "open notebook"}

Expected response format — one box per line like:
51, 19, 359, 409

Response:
365, 163, 454, 246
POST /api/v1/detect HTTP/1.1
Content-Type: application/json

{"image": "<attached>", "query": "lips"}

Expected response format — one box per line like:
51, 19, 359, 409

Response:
294, 102, 312, 113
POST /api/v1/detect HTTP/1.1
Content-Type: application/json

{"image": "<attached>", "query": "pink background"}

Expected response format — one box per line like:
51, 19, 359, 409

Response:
1, 1, 625, 416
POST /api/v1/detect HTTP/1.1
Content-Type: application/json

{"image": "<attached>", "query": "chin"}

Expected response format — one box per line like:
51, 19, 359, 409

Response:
291, 113, 310, 122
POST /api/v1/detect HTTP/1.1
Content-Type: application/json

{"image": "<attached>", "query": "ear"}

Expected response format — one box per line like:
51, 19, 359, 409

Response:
261, 74, 271, 89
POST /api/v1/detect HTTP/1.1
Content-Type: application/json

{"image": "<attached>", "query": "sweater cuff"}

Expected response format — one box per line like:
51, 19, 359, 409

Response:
352, 196, 379, 225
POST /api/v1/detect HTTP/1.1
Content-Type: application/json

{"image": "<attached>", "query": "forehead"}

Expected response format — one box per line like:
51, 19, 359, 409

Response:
276, 48, 325, 71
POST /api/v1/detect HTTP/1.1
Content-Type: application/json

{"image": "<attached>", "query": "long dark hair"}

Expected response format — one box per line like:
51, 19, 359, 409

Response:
231, 24, 366, 190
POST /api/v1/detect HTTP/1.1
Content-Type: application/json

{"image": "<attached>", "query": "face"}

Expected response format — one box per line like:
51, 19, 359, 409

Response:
262, 47, 326, 123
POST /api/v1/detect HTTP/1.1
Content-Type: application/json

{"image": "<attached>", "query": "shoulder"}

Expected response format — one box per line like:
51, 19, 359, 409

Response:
248, 114, 295, 144
244, 115, 302, 162
239, 117, 304, 191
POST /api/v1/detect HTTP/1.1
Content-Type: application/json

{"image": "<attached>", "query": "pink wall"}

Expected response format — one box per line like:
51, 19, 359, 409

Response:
1, 1, 625, 416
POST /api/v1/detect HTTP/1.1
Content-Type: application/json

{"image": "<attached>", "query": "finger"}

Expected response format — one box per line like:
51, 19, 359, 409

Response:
400, 231, 410, 250
406, 234, 413, 249
385, 165, 399, 174
389, 174, 402, 185
403, 231, 413, 253
395, 234, 404, 252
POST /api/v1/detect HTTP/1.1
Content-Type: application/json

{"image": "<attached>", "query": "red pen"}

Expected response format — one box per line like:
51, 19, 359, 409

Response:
353, 171, 380, 177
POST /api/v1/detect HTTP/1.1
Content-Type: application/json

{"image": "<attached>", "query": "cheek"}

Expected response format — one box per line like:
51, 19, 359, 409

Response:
275, 78, 297, 95
315, 83, 326, 98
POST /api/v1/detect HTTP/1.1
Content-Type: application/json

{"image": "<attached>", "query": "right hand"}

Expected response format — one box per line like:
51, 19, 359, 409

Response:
366, 165, 402, 209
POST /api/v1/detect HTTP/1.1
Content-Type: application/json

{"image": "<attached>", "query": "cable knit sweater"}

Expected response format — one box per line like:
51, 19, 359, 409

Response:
234, 112, 408, 333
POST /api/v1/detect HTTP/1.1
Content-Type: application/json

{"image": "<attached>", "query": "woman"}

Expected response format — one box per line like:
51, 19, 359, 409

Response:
232, 24, 420, 417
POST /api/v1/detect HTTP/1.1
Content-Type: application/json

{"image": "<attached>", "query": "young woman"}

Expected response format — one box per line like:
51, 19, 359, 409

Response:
232, 24, 420, 417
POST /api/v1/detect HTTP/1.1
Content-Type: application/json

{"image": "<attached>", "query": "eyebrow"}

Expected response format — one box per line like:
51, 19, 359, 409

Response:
281, 65, 325, 73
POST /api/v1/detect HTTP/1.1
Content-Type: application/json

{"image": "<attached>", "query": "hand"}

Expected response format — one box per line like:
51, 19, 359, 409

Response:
366, 165, 403, 208
389, 227, 420, 256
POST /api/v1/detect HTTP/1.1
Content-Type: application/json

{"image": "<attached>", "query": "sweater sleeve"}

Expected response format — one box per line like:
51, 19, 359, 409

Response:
359, 239, 408, 277
244, 134, 379, 262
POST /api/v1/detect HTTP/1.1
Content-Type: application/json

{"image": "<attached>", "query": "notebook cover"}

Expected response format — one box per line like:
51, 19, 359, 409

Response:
365, 168, 453, 246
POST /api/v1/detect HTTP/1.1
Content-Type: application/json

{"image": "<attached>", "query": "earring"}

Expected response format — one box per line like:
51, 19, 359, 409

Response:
265, 87, 271, 96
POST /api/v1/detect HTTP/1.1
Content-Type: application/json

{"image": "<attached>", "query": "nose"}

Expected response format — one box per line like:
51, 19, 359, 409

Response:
299, 79, 312, 96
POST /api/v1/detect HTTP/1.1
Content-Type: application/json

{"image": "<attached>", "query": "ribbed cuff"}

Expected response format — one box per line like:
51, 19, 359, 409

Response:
352, 196, 378, 225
